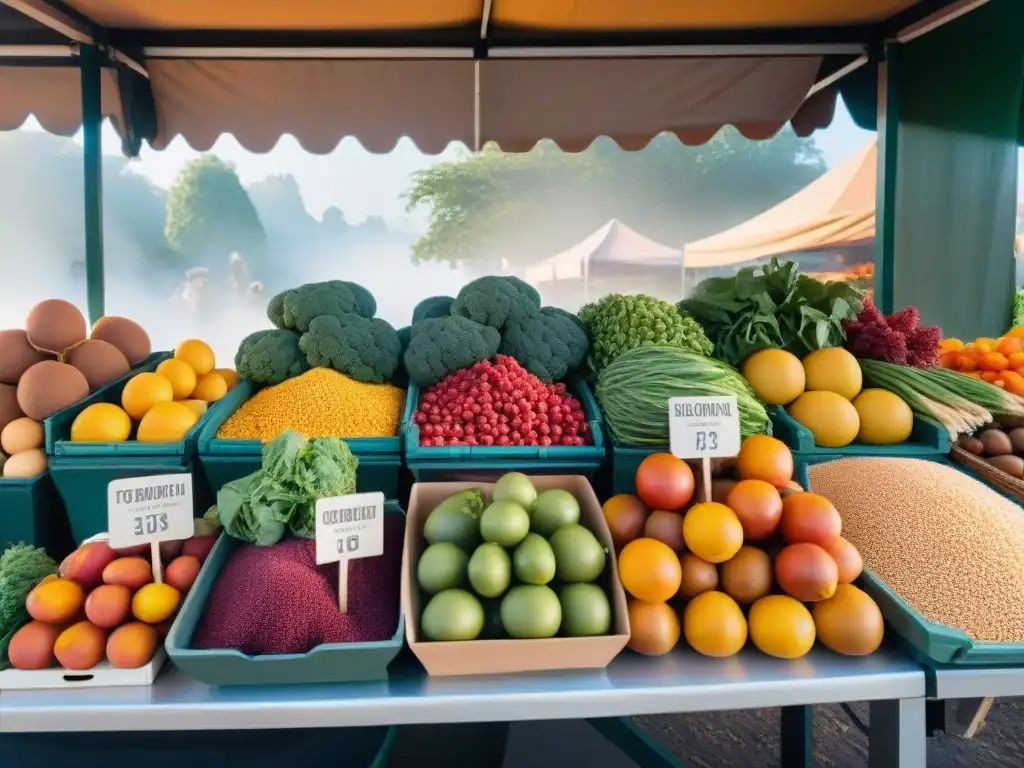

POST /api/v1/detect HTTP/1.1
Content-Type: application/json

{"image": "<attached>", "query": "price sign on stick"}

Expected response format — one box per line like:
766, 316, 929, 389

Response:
668, 395, 741, 502
315, 491, 386, 613
107, 474, 195, 584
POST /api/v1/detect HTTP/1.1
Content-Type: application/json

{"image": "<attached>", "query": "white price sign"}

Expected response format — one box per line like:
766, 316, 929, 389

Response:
107, 474, 195, 549
315, 491, 385, 566
669, 395, 741, 459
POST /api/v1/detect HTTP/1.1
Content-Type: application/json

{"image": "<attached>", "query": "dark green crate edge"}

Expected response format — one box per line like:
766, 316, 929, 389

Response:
0, 471, 74, 557
165, 503, 406, 686
196, 378, 403, 457
771, 405, 950, 455
43, 351, 171, 454
402, 378, 606, 463
49, 352, 238, 458
799, 456, 1024, 667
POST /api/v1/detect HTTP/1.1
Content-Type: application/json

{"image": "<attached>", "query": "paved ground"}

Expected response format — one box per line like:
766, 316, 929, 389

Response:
636, 698, 1024, 766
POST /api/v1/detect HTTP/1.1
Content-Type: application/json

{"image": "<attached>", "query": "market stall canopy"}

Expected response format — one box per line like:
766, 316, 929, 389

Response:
0, 0, 973, 155
525, 219, 681, 283
683, 139, 877, 269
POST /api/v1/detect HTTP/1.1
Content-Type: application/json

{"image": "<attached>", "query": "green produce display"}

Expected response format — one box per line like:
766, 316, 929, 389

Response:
234, 328, 310, 386
0, 543, 58, 669
678, 257, 863, 366
298, 314, 402, 384
596, 345, 772, 445
214, 429, 358, 545
499, 307, 589, 383
403, 315, 501, 387
415, 475, 614, 642
412, 295, 455, 324
451, 275, 541, 330
271, 280, 377, 331
579, 293, 713, 375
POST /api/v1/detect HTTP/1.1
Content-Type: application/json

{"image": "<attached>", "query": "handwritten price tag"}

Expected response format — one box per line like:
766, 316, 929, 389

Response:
315, 491, 385, 614
668, 395, 741, 460
107, 474, 195, 549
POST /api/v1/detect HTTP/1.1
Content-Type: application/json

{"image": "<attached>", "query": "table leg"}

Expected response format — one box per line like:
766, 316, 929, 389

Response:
587, 718, 686, 768
780, 705, 812, 768
868, 698, 926, 768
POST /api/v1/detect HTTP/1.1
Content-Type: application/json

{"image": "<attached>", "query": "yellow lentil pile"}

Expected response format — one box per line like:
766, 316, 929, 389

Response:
808, 457, 1024, 643
217, 368, 405, 441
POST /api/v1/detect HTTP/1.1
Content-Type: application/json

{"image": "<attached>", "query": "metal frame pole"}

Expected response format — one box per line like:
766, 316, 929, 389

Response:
875, 43, 901, 314
80, 43, 104, 323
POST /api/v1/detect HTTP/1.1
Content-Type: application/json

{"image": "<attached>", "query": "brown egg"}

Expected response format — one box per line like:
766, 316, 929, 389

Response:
0, 329, 48, 385
90, 316, 151, 366
16, 360, 89, 420
26, 299, 86, 354
67, 339, 130, 391
0, 382, 24, 433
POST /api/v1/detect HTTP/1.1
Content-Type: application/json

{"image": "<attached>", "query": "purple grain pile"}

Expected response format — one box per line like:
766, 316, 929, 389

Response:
193, 513, 404, 655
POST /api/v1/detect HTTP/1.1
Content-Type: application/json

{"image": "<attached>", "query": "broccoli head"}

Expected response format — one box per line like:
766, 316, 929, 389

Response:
235, 329, 310, 385
276, 280, 377, 332
412, 295, 454, 324
403, 315, 501, 387
499, 306, 590, 382
450, 275, 540, 331
298, 314, 402, 384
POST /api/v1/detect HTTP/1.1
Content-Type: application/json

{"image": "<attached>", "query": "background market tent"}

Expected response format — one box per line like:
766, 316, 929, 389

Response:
682, 139, 877, 280
524, 219, 681, 303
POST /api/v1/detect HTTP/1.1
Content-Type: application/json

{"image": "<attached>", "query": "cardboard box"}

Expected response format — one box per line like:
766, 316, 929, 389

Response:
402, 475, 630, 677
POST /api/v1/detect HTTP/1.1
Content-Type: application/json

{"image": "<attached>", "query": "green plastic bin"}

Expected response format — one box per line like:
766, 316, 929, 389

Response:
771, 405, 950, 456
196, 380, 403, 497
165, 503, 406, 686
44, 353, 230, 544
0, 472, 74, 558
800, 454, 1024, 666
402, 379, 606, 482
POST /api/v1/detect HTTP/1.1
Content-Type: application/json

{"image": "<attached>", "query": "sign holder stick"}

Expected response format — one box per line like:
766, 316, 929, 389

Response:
338, 560, 349, 614
150, 542, 164, 584
701, 456, 712, 503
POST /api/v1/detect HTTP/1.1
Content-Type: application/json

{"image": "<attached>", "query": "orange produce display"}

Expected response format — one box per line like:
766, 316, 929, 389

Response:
635, 453, 694, 510
618, 438, 884, 661
940, 333, 1024, 394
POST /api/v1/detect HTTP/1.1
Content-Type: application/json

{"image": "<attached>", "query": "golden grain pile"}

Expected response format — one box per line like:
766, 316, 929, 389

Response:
217, 368, 405, 442
808, 457, 1024, 643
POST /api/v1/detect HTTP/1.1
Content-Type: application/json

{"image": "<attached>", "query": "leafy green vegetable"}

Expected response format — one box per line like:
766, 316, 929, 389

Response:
678, 257, 863, 366
579, 293, 713, 375
216, 430, 359, 545
0, 543, 58, 669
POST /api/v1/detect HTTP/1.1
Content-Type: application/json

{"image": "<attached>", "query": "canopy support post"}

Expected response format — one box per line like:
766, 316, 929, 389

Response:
80, 43, 105, 324
874, 44, 900, 315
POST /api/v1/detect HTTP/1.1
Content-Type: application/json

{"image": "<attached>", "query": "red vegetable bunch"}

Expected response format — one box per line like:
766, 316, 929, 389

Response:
843, 299, 941, 368
413, 355, 591, 448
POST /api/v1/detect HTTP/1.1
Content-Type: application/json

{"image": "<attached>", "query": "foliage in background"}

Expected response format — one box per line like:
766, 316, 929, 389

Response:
404, 129, 826, 266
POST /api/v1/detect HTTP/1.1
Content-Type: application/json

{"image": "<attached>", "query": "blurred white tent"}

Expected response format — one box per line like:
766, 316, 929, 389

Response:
524, 219, 682, 301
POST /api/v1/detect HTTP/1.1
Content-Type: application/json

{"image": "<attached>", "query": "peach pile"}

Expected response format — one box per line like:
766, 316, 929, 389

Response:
6, 531, 215, 672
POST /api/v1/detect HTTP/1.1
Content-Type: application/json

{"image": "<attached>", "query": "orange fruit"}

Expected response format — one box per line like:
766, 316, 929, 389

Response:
155, 358, 198, 400
749, 595, 816, 659
678, 553, 718, 599
618, 538, 682, 603
121, 372, 174, 420
775, 543, 839, 602
644, 510, 685, 551
635, 453, 694, 511
683, 591, 747, 658
681, 502, 743, 564
214, 368, 240, 389
779, 492, 842, 547
626, 599, 680, 657
719, 546, 773, 605
737, 435, 793, 487
191, 371, 228, 402
602, 494, 649, 547
813, 584, 884, 656
725, 479, 783, 541
821, 536, 863, 584
137, 402, 199, 443
174, 339, 215, 375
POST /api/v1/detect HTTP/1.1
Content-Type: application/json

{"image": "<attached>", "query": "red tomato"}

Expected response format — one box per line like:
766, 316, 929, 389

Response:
635, 454, 694, 511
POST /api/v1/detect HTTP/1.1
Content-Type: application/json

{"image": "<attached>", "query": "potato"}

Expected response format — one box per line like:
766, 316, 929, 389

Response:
84, 584, 132, 629
25, 299, 86, 354
102, 557, 154, 590
165, 555, 201, 593
25, 578, 84, 624
7, 621, 63, 670
957, 435, 985, 456
16, 360, 89, 421
67, 339, 130, 391
89, 316, 151, 366
1, 417, 43, 455
1009, 427, 1024, 454
987, 454, 1024, 479
0, 329, 48, 385
3, 448, 47, 479
60, 540, 118, 590
980, 429, 1014, 457
158, 539, 183, 562
53, 621, 107, 671
106, 622, 158, 669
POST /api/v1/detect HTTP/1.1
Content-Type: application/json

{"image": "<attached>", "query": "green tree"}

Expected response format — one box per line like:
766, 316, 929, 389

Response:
405, 129, 826, 266
165, 155, 266, 263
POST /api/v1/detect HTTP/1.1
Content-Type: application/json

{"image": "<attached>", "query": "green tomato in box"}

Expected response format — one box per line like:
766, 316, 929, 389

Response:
513, 533, 556, 586
417, 542, 468, 595
479, 500, 530, 547
550, 524, 606, 583
560, 583, 612, 637
421, 589, 484, 641
531, 489, 581, 537
500, 585, 562, 639
492, 472, 537, 511
468, 543, 512, 599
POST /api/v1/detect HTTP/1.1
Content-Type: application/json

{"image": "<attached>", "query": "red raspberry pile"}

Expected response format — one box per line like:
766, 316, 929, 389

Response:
413, 355, 592, 447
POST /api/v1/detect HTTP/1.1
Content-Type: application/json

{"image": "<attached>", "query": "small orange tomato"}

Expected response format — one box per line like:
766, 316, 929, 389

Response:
998, 337, 1023, 356
981, 371, 1000, 383
940, 338, 965, 353
1006, 326, 1024, 340
981, 352, 1010, 372
940, 351, 960, 369
957, 354, 980, 372
1001, 371, 1024, 396
1008, 352, 1024, 369
975, 338, 997, 353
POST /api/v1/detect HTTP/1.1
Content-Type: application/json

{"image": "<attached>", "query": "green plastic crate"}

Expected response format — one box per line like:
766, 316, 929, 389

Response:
402, 379, 606, 482
165, 503, 406, 686
771, 405, 950, 456
44, 353, 232, 544
0, 472, 74, 559
196, 380, 403, 497
800, 454, 1024, 666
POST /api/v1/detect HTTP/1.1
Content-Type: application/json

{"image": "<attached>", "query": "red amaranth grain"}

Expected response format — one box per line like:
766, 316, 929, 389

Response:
192, 513, 403, 655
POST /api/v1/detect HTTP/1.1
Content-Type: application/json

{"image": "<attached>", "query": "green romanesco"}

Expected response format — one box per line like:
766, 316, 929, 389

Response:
412, 295, 454, 324
579, 293, 714, 374
451, 275, 540, 331
500, 306, 590, 382
298, 314, 402, 384
268, 280, 377, 332
235, 328, 310, 385
404, 315, 501, 386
